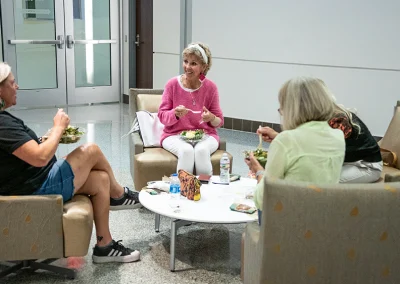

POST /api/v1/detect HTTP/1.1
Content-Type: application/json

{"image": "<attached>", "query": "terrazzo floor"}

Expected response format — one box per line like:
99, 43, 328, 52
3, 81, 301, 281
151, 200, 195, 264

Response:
1, 103, 270, 284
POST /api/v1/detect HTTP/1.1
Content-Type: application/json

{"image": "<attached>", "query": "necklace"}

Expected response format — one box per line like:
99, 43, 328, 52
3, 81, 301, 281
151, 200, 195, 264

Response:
180, 75, 199, 105
189, 90, 196, 105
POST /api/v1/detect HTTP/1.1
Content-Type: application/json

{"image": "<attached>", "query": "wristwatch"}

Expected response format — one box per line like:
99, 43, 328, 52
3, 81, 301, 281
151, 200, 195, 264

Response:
255, 170, 264, 179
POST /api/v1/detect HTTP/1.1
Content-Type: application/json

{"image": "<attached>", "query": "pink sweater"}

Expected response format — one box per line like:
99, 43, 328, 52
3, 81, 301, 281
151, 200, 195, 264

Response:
158, 76, 224, 145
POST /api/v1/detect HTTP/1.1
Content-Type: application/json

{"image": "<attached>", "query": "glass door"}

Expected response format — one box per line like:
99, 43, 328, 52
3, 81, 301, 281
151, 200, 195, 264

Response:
1, 0, 67, 107
0, 0, 120, 108
64, 0, 120, 105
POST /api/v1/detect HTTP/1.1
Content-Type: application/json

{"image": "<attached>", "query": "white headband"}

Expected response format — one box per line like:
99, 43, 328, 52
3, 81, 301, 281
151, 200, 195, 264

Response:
0, 63, 11, 84
188, 44, 208, 64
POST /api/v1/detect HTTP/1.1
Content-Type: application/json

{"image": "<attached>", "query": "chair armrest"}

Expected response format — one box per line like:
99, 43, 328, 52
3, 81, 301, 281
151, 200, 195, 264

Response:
0, 195, 64, 261
132, 132, 144, 154
129, 91, 138, 125
244, 222, 262, 283
63, 195, 93, 257
385, 172, 400, 182
219, 138, 227, 151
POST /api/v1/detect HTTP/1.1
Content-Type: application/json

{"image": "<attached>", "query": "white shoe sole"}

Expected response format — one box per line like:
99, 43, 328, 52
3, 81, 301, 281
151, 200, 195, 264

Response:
110, 203, 143, 211
92, 250, 140, 263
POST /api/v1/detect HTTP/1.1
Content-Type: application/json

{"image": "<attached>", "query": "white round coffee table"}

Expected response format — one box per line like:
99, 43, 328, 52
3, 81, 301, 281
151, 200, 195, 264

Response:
139, 177, 258, 271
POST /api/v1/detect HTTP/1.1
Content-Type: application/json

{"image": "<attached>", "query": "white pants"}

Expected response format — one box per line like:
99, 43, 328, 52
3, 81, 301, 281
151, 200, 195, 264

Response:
162, 135, 219, 175
340, 160, 383, 183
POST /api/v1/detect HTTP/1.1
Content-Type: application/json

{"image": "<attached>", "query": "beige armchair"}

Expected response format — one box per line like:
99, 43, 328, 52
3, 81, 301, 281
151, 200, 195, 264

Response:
243, 178, 400, 283
379, 100, 400, 179
0, 195, 93, 279
129, 88, 233, 190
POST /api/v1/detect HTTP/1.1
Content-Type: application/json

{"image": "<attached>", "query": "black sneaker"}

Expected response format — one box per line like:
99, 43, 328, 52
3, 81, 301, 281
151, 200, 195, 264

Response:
92, 240, 140, 263
110, 187, 142, 210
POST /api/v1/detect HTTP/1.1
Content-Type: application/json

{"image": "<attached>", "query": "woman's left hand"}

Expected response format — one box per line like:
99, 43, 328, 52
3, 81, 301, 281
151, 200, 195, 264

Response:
201, 106, 216, 123
245, 152, 264, 174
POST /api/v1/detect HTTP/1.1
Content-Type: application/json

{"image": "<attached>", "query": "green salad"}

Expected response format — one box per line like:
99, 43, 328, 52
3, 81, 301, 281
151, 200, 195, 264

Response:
60, 126, 84, 144
180, 129, 204, 141
42, 125, 84, 144
244, 148, 268, 168
63, 125, 84, 136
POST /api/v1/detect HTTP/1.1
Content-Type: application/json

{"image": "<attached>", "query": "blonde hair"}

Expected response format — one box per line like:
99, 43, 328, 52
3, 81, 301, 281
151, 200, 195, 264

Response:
278, 77, 334, 130
182, 42, 212, 75
0, 62, 11, 85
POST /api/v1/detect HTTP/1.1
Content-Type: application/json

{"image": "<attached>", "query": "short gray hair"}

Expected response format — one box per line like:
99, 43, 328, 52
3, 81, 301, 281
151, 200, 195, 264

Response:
182, 42, 212, 75
278, 77, 334, 130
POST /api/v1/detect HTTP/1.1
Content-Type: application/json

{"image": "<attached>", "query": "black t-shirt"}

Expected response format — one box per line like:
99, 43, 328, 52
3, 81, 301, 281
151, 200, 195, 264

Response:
329, 112, 382, 163
345, 113, 382, 163
0, 111, 57, 195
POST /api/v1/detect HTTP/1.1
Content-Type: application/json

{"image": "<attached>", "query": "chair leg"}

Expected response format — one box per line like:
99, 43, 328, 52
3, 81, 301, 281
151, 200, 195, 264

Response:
0, 259, 76, 279
29, 258, 57, 272
0, 261, 24, 278
29, 260, 77, 279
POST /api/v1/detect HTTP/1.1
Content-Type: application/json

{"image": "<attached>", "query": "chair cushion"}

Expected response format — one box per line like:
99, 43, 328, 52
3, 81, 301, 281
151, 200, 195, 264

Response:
137, 94, 162, 113
63, 195, 94, 257
383, 165, 400, 175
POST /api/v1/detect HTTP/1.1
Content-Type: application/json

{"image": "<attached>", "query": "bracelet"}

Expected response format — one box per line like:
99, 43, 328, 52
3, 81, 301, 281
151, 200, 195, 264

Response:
255, 170, 264, 179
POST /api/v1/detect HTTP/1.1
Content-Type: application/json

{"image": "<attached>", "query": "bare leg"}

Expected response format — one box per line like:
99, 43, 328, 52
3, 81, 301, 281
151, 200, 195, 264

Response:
75, 170, 112, 246
66, 143, 124, 198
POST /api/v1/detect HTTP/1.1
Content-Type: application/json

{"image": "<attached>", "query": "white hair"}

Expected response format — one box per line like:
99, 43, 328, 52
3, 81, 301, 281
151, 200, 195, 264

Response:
0, 62, 11, 84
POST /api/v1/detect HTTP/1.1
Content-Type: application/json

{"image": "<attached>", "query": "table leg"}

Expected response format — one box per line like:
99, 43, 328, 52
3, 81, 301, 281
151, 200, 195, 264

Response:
169, 219, 192, 272
155, 213, 160, 232
170, 220, 177, 271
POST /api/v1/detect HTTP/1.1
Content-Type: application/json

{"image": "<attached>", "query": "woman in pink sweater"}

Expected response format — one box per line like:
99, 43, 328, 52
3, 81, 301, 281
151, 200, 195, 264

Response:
158, 42, 224, 175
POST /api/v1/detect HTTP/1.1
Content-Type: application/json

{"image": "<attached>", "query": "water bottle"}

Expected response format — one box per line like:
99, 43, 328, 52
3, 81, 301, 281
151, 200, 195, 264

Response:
169, 173, 181, 211
220, 153, 230, 184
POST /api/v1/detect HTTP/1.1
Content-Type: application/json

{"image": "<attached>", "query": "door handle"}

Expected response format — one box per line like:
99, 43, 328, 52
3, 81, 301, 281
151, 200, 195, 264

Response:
8, 35, 65, 49
73, 39, 117, 44
135, 34, 140, 47
66, 35, 74, 49
66, 36, 116, 48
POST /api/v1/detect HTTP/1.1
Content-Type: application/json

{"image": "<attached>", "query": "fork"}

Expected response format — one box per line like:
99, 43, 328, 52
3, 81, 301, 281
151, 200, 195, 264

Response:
187, 109, 202, 114
257, 125, 263, 149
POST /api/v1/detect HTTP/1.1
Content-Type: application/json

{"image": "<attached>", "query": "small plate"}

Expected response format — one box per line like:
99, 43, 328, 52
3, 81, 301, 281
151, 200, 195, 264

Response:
179, 129, 206, 144
146, 180, 171, 192
147, 180, 170, 186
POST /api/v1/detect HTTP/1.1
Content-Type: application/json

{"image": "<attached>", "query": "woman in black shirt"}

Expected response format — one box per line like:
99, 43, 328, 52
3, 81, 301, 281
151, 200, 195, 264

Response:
329, 103, 382, 183
0, 62, 140, 264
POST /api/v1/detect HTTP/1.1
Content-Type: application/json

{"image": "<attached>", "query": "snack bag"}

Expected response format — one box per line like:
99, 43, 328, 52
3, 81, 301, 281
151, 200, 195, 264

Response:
177, 169, 201, 201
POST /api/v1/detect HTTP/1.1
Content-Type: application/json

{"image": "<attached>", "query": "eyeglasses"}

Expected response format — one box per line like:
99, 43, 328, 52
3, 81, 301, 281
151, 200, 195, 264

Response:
277, 108, 282, 115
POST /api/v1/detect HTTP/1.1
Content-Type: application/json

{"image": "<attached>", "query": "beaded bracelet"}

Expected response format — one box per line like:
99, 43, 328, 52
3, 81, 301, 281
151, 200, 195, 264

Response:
255, 170, 264, 179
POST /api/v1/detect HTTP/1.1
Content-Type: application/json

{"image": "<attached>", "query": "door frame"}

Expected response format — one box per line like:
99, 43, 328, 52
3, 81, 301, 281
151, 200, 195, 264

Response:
124, 0, 153, 103
64, 0, 120, 105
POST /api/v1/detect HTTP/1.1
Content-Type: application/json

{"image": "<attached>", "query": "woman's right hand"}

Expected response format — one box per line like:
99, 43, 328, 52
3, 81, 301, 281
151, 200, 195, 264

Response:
174, 105, 188, 119
53, 108, 70, 130
257, 126, 278, 142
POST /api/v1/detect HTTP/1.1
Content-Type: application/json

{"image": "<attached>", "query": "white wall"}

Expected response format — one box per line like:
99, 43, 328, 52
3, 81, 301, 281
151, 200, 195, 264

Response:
154, 0, 400, 136
153, 0, 181, 89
